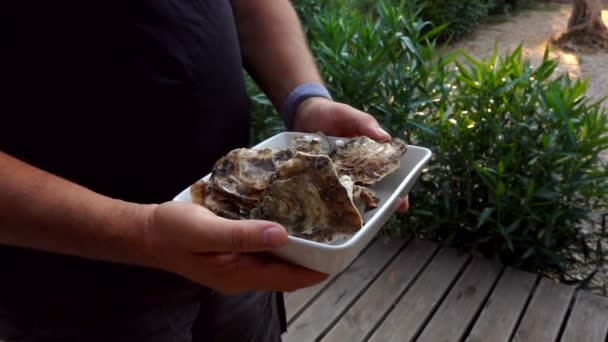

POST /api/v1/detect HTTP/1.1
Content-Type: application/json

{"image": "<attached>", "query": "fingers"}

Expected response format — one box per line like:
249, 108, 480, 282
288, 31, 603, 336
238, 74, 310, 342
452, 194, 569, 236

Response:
152, 202, 325, 294
295, 98, 393, 142
330, 102, 391, 141
354, 113, 391, 141
248, 261, 329, 292
153, 202, 289, 253
202, 253, 329, 294
396, 195, 409, 213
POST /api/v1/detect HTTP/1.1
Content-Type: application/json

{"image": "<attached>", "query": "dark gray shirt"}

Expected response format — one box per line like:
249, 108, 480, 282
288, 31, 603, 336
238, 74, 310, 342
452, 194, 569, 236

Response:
0, 0, 258, 337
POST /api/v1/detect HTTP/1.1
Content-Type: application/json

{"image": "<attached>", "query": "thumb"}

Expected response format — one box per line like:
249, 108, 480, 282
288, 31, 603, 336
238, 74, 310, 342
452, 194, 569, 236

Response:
356, 115, 392, 142
199, 214, 289, 253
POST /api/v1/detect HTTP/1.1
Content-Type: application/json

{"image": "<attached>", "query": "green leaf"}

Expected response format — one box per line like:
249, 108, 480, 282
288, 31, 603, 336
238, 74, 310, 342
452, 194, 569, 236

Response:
477, 208, 494, 228
533, 187, 560, 200
409, 209, 435, 216
522, 247, 535, 260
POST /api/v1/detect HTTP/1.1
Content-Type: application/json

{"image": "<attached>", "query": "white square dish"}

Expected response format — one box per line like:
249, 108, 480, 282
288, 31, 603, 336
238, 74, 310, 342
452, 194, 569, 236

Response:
173, 132, 432, 274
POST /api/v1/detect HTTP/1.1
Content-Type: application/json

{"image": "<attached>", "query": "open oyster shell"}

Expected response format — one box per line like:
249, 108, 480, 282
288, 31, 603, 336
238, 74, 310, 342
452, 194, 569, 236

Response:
190, 180, 255, 219
339, 175, 379, 213
209, 148, 294, 202
251, 152, 363, 243
331, 136, 407, 185
353, 185, 380, 212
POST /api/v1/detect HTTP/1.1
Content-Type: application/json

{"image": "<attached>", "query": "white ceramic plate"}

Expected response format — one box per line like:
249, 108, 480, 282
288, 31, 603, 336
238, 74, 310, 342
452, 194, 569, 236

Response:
173, 132, 432, 274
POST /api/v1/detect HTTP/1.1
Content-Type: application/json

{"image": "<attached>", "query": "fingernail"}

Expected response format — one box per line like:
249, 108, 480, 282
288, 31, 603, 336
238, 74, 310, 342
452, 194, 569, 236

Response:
376, 127, 391, 139
263, 227, 287, 247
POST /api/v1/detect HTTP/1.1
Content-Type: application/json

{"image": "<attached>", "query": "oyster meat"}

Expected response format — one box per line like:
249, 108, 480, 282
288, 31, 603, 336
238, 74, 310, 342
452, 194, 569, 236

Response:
251, 152, 363, 243
331, 136, 407, 185
210, 147, 294, 202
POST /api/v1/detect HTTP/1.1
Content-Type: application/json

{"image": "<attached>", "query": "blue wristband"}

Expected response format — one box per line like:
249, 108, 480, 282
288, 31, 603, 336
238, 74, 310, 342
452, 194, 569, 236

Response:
282, 82, 333, 130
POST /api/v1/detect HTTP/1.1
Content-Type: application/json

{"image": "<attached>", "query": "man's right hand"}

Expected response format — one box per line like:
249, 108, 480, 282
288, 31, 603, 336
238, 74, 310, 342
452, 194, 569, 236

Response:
0, 151, 326, 295
140, 201, 328, 295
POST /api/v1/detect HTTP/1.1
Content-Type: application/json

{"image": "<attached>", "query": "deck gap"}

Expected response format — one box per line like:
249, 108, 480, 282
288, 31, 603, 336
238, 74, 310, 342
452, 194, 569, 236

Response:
314, 235, 414, 341
459, 264, 507, 342
508, 274, 541, 342
554, 288, 578, 342
286, 276, 338, 326
286, 236, 380, 326
410, 252, 473, 341
361, 242, 442, 342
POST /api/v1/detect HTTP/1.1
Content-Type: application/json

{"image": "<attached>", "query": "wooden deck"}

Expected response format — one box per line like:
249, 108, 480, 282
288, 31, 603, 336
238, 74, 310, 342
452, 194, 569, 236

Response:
283, 236, 608, 342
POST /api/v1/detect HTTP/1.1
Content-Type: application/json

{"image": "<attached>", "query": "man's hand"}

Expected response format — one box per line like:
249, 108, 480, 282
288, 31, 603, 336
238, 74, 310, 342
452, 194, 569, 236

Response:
292, 97, 392, 141
292, 97, 410, 213
0, 152, 327, 296
142, 201, 328, 295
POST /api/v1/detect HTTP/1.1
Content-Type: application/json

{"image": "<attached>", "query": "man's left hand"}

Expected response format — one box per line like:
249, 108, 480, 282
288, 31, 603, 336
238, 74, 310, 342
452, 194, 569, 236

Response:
291, 97, 409, 213
292, 97, 392, 141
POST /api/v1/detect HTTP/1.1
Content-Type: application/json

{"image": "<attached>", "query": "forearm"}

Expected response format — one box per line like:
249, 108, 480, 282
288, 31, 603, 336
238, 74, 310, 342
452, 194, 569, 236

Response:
231, 0, 323, 111
0, 151, 154, 266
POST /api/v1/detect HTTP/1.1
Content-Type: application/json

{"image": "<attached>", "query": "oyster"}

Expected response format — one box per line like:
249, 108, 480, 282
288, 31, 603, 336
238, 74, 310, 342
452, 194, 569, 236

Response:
339, 175, 355, 200
291, 132, 334, 155
338, 176, 378, 213
353, 185, 380, 212
332, 136, 407, 185
190, 132, 407, 245
209, 148, 294, 202
251, 152, 363, 243
190, 180, 254, 219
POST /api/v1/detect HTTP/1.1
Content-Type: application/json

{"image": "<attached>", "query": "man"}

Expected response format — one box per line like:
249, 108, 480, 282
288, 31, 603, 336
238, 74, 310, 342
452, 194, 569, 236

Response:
0, 1, 409, 341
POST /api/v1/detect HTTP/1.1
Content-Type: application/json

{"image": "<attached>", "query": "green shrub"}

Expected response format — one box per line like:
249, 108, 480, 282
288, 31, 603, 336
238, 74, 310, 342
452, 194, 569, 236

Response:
407, 46, 608, 274
294, 0, 492, 42
293, 0, 539, 42
247, 74, 285, 146
420, 0, 494, 42
248, 1, 608, 280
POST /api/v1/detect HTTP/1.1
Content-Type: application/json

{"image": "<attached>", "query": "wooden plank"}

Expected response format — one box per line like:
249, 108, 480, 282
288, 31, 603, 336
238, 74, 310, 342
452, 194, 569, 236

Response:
285, 237, 382, 321
323, 238, 439, 342
561, 290, 608, 342
368, 247, 470, 342
285, 276, 334, 323
512, 277, 576, 342
465, 267, 537, 342
417, 256, 502, 342
284, 236, 407, 342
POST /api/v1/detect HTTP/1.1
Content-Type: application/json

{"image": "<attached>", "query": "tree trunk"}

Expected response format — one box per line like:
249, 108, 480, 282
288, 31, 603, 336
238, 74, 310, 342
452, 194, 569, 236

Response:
556, 0, 608, 51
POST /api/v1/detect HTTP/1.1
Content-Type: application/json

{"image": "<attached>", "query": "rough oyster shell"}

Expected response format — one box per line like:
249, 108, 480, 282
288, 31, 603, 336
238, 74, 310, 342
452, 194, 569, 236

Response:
190, 133, 407, 245
209, 148, 294, 202
339, 175, 355, 200
251, 152, 363, 243
190, 180, 255, 219
339, 175, 379, 213
353, 185, 380, 212
291, 132, 334, 155
332, 136, 407, 185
